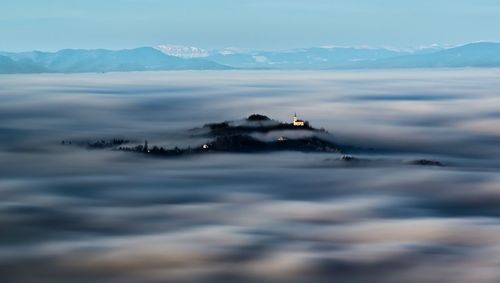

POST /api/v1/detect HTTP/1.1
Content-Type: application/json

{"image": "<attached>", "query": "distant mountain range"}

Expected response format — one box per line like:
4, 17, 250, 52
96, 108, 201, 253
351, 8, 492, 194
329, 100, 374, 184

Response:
0, 47, 228, 74
1, 42, 500, 73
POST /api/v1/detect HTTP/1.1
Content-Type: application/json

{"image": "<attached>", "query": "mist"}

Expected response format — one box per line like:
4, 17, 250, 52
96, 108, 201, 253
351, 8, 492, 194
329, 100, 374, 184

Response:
1, 69, 500, 283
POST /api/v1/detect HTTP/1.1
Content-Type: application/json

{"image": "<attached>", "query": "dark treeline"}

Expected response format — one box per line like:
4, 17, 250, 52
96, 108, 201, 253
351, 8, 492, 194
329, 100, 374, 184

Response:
64, 134, 341, 157
61, 139, 130, 149
62, 114, 338, 157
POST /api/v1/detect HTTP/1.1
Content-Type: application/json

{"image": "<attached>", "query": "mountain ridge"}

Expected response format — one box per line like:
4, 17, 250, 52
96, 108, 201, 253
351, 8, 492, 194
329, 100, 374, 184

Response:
1, 42, 500, 73
0, 47, 230, 73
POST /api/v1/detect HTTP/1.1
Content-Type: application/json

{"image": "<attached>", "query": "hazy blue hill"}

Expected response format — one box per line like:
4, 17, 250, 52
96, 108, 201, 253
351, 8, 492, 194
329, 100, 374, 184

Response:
263, 47, 405, 68
4, 47, 229, 73
208, 53, 267, 69
208, 47, 406, 69
0, 55, 47, 74
426, 42, 500, 67
209, 43, 500, 69
354, 42, 500, 68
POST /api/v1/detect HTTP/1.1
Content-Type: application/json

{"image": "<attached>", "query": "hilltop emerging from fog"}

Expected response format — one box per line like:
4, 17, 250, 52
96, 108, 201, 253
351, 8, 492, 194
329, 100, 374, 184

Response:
62, 112, 449, 167
65, 114, 341, 156
2, 42, 500, 73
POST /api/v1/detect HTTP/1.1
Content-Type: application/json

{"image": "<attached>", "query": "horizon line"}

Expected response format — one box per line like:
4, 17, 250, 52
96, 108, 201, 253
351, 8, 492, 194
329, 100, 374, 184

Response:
2, 40, 500, 54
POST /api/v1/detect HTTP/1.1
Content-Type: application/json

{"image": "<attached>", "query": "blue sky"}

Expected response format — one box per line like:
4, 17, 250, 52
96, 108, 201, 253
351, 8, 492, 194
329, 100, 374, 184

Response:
2, 0, 500, 51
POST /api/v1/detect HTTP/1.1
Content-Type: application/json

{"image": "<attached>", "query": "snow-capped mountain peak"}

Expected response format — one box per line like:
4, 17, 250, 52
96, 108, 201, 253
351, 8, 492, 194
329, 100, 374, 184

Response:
155, 45, 210, 58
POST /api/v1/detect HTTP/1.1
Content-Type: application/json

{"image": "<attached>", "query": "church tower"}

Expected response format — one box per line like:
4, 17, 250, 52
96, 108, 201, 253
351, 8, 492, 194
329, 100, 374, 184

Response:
293, 113, 305, 126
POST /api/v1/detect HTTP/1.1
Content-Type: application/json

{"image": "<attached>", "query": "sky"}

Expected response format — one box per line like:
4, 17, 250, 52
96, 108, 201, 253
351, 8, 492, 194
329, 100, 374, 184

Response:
1, 0, 500, 52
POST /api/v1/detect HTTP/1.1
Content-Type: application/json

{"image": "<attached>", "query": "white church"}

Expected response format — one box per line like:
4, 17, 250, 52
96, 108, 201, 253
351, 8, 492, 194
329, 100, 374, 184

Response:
292, 113, 305, 126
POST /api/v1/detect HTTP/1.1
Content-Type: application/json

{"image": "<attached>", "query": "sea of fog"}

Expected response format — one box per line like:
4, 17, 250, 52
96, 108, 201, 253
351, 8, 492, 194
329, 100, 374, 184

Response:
1, 69, 500, 283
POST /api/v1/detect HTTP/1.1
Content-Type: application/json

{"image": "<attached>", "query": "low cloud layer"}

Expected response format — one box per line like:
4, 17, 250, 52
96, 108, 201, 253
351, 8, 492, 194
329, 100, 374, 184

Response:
1, 69, 500, 283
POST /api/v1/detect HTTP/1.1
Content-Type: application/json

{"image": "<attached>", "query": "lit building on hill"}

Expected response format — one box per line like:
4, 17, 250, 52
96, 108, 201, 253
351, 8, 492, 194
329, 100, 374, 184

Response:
293, 113, 305, 126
